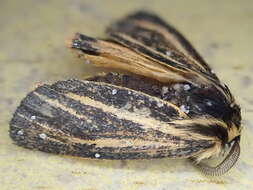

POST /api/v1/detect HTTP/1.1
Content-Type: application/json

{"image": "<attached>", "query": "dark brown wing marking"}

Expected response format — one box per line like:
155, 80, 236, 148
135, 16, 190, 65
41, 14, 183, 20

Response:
106, 11, 218, 79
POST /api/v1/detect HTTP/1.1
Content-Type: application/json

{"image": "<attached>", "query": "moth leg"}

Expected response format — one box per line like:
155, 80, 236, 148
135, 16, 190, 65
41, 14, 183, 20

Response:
191, 139, 240, 176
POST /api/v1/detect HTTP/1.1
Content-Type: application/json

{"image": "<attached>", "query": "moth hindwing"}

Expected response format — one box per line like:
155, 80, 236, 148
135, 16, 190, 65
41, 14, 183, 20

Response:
10, 11, 242, 176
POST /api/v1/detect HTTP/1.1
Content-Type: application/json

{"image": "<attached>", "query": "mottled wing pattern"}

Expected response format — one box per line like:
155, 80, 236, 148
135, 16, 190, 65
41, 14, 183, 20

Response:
10, 79, 222, 159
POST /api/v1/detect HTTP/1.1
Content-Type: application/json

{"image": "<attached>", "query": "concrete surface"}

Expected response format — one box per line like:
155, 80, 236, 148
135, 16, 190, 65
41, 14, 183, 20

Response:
1, 0, 253, 189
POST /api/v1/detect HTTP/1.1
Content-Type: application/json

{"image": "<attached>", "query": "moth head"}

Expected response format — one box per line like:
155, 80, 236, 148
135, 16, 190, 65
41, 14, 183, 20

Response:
226, 102, 242, 143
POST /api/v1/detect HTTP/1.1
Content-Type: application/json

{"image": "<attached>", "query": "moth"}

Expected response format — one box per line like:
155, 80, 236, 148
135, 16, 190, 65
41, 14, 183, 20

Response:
10, 11, 241, 176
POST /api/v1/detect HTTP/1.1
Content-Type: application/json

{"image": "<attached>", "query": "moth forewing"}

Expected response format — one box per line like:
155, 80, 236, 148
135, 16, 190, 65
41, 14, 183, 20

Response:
10, 79, 214, 159
71, 32, 233, 103
71, 33, 215, 87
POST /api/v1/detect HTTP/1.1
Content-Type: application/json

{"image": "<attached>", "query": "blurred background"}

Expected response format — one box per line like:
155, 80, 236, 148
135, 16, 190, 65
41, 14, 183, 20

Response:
1, 0, 253, 189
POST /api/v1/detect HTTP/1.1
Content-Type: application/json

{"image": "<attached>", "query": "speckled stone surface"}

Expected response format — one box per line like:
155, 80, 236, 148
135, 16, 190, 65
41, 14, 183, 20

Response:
1, 0, 253, 189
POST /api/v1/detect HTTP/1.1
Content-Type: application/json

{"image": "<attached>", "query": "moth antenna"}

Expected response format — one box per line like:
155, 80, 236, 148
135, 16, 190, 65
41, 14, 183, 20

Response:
190, 140, 240, 176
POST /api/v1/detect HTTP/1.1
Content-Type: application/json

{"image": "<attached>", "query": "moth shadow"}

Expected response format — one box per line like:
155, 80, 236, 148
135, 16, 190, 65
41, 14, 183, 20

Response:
62, 155, 194, 174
